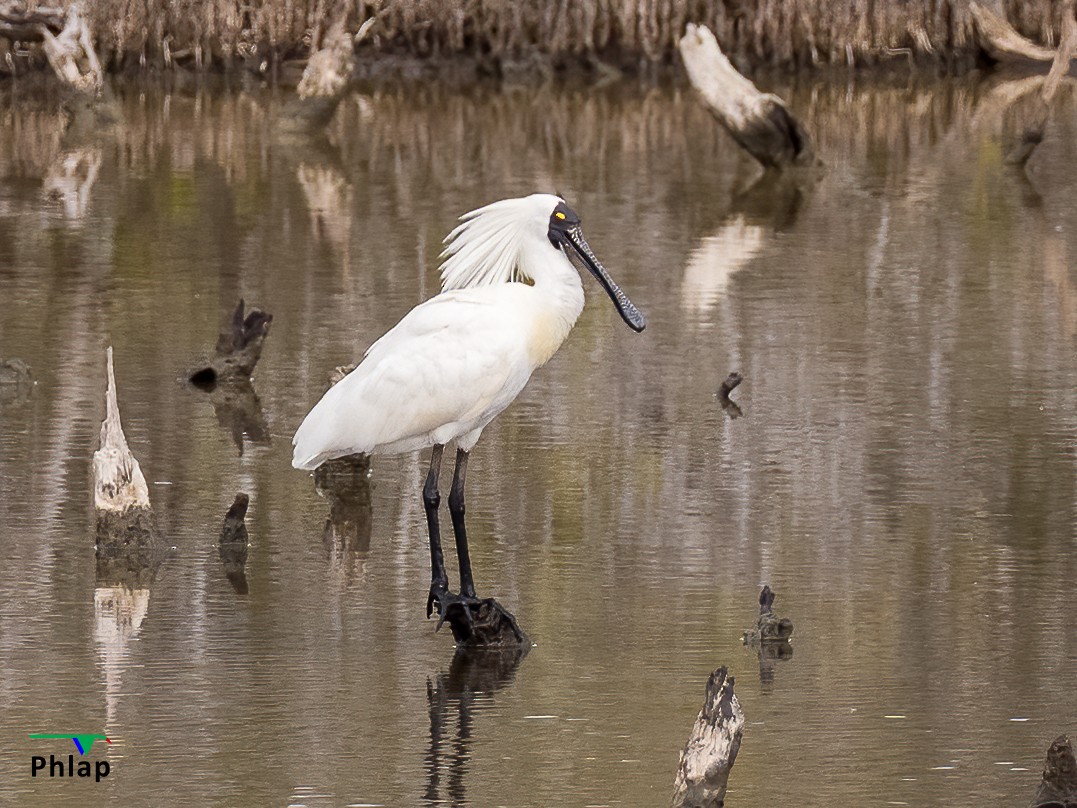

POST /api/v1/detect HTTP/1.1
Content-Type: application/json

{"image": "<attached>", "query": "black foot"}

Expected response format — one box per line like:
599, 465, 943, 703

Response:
426, 586, 529, 648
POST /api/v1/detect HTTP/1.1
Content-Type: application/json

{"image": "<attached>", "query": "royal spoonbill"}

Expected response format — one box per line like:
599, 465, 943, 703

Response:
292, 193, 645, 624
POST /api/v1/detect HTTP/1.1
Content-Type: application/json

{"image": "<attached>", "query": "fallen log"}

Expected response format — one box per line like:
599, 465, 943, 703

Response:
0, 2, 102, 95
672, 666, 744, 808
93, 347, 162, 587
218, 493, 250, 594
970, 2, 1065, 64
189, 299, 273, 388
679, 24, 814, 170
1030, 735, 1077, 808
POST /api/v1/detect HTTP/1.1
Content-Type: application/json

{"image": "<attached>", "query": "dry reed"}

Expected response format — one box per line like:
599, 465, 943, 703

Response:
56, 0, 1077, 74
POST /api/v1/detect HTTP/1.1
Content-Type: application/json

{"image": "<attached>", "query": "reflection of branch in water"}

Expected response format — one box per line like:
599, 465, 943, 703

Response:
43, 146, 101, 220
297, 161, 353, 259
94, 585, 150, 726
207, 379, 270, 455
681, 215, 766, 314
314, 454, 373, 556
424, 647, 528, 807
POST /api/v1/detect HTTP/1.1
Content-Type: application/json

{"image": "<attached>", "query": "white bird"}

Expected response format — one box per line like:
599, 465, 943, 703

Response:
292, 193, 645, 623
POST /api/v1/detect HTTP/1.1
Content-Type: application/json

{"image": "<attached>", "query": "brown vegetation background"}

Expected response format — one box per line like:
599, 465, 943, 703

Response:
7, 0, 1075, 74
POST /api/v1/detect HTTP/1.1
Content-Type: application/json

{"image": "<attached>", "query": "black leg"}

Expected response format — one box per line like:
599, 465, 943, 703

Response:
424, 444, 447, 617
448, 448, 476, 599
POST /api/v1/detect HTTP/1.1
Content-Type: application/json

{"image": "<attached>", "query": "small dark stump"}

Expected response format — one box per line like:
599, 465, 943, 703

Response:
744, 585, 794, 689
438, 597, 530, 649
1031, 735, 1077, 808
743, 584, 794, 644
718, 371, 744, 419
189, 299, 273, 388
218, 493, 250, 594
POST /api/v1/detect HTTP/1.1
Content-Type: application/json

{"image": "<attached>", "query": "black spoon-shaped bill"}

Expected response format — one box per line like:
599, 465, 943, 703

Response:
563, 225, 646, 332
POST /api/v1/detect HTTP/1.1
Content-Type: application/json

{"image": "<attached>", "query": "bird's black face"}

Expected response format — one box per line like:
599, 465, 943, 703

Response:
547, 200, 646, 333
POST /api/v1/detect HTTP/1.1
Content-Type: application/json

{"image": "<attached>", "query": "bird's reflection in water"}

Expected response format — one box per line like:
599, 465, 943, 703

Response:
424, 646, 528, 806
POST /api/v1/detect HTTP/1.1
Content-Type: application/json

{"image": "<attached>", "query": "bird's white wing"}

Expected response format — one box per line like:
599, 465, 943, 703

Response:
292, 288, 533, 468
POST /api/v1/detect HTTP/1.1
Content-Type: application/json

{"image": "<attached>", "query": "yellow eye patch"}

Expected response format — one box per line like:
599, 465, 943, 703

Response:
555, 212, 566, 220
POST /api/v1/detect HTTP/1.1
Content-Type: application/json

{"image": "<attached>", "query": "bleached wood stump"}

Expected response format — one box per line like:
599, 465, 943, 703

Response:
679, 24, 814, 170
94, 347, 161, 587
672, 666, 744, 808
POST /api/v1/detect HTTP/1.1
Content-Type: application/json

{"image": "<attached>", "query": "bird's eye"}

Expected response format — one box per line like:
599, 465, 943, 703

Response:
555, 212, 566, 220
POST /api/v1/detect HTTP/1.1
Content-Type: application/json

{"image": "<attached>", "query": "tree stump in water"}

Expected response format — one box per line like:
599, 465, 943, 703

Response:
743, 584, 794, 645
1030, 735, 1077, 808
189, 299, 273, 388
437, 598, 530, 649
718, 372, 744, 420
672, 666, 744, 808
218, 493, 250, 594
679, 24, 814, 171
94, 347, 163, 588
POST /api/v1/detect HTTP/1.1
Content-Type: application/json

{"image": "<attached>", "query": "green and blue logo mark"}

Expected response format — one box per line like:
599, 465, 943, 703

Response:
29, 733, 112, 782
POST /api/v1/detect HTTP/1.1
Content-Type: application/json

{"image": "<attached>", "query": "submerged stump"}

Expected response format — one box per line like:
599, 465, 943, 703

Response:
1030, 735, 1077, 808
679, 24, 814, 171
218, 493, 250, 594
189, 299, 273, 388
94, 347, 162, 588
672, 666, 744, 808
437, 598, 530, 649
718, 371, 744, 420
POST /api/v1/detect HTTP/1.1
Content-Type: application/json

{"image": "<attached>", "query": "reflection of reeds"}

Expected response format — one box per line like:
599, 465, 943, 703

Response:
71, 1, 1071, 72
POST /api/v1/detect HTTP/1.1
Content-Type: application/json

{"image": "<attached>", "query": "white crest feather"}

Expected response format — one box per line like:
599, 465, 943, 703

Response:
439, 194, 561, 291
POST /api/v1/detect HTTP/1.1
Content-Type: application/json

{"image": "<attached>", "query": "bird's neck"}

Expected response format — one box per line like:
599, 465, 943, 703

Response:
524, 262, 585, 368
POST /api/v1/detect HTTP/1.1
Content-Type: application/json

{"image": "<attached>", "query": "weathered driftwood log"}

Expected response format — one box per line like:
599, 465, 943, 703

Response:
1005, 6, 1077, 166
0, 2, 102, 95
94, 347, 162, 587
970, 2, 1067, 64
672, 666, 744, 808
1031, 735, 1077, 808
218, 493, 250, 594
717, 371, 743, 420
189, 299, 273, 388
679, 24, 814, 170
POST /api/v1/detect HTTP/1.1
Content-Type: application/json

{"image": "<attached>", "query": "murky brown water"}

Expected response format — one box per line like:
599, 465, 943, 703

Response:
1, 75, 1076, 806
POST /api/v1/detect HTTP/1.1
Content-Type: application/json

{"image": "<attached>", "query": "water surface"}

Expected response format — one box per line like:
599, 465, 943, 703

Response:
1, 76, 1075, 806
